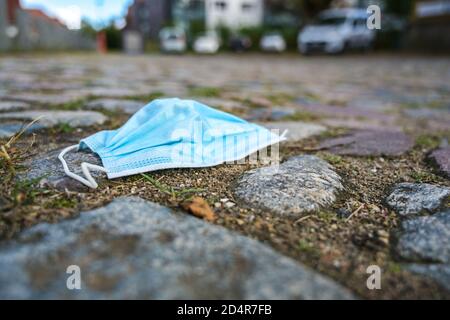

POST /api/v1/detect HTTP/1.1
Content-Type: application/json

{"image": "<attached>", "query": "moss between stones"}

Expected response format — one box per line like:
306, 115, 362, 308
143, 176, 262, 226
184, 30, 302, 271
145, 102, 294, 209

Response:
188, 87, 221, 98
281, 111, 322, 122
125, 91, 165, 102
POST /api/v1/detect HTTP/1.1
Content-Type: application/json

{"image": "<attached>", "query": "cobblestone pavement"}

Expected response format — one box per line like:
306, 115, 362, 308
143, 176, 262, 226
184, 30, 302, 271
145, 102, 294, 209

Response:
0, 53, 449, 299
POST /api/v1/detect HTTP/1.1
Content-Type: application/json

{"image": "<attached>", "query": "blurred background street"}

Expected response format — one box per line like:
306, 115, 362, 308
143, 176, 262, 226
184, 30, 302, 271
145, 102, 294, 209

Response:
1, 0, 450, 54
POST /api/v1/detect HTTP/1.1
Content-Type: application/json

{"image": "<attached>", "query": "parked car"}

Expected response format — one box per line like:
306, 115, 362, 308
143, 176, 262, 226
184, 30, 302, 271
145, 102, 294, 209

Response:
159, 27, 187, 53
298, 8, 375, 55
229, 34, 252, 52
260, 32, 286, 53
193, 32, 220, 54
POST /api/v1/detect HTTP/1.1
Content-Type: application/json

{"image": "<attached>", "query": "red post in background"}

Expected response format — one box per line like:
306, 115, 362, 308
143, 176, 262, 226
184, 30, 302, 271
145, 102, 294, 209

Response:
96, 31, 107, 54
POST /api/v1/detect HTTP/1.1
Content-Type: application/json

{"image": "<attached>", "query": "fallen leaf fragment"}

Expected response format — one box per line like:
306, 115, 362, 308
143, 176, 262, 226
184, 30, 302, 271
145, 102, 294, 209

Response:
181, 197, 216, 222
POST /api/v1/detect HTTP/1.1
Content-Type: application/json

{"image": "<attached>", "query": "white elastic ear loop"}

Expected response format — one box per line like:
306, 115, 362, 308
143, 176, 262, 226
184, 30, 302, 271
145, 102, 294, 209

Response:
58, 145, 107, 189
280, 129, 289, 141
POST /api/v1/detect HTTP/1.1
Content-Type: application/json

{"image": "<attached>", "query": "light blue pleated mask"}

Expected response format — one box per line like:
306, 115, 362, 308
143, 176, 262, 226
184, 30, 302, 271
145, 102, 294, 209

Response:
59, 98, 287, 189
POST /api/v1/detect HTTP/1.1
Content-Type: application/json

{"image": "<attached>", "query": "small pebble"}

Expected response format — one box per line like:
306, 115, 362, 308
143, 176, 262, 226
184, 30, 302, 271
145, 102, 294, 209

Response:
225, 202, 236, 208
336, 208, 351, 219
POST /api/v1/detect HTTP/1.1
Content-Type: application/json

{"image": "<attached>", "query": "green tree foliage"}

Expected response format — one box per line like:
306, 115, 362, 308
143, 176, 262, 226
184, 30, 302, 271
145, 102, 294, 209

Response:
80, 19, 123, 50
104, 23, 122, 50
276, 0, 415, 19
269, 0, 334, 19
80, 19, 97, 38
385, 0, 414, 17
189, 18, 206, 38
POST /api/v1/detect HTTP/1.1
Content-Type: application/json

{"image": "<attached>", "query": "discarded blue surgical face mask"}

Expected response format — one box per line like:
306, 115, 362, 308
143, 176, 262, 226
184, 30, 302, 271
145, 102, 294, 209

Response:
59, 98, 287, 189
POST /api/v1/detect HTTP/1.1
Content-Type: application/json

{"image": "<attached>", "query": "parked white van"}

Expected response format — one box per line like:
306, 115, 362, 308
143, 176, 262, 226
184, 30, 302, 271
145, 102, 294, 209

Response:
260, 32, 286, 53
193, 32, 221, 54
298, 9, 376, 54
159, 27, 187, 53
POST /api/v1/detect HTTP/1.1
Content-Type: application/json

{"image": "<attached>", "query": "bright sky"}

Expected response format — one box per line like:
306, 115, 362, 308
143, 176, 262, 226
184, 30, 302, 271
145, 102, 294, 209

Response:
21, 0, 133, 29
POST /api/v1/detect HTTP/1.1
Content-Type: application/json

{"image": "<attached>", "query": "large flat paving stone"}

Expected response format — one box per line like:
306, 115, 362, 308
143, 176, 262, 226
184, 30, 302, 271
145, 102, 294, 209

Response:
0, 110, 107, 130
20, 147, 104, 192
6, 81, 84, 92
0, 197, 354, 300
318, 130, 414, 156
404, 108, 450, 121
0, 101, 30, 112
148, 83, 188, 97
295, 102, 396, 122
247, 107, 297, 121
429, 147, 450, 179
234, 155, 343, 216
406, 264, 450, 292
320, 118, 397, 131
79, 87, 145, 98
0, 122, 46, 139
395, 210, 450, 291
85, 99, 145, 114
2, 93, 86, 105
193, 97, 248, 111
259, 121, 326, 142
395, 210, 450, 264
386, 183, 450, 217
348, 94, 400, 112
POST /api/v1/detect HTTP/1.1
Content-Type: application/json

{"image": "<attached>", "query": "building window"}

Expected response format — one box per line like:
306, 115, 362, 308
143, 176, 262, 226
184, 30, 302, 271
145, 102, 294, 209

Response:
189, 0, 203, 10
215, 1, 227, 11
138, 10, 149, 19
242, 3, 254, 11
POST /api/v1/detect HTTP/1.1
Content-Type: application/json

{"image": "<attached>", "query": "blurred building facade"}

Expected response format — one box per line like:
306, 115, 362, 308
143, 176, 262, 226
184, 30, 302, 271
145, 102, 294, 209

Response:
330, 0, 386, 10
0, 0, 8, 51
125, 0, 265, 39
204, 0, 264, 29
125, 0, 174, 40
122, 0, 450, 52
408, 0, 450, 51
172, 0, 206, 32
0, 0, 94, 52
